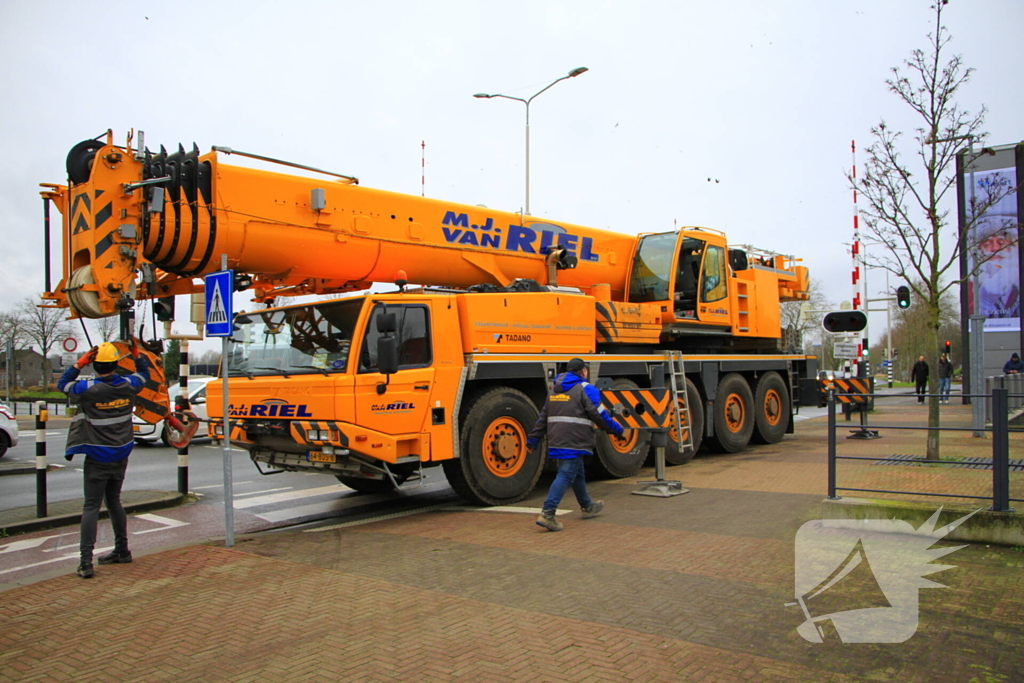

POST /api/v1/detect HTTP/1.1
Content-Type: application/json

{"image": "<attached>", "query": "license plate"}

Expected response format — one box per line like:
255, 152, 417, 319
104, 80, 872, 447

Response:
308, 451, 336, 463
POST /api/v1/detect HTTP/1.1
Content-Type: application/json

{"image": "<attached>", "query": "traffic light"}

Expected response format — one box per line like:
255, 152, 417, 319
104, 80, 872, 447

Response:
821, 310, 868, 333
153, 296, 175, 322
944, 340, 952, 354
896, 285, 911, 309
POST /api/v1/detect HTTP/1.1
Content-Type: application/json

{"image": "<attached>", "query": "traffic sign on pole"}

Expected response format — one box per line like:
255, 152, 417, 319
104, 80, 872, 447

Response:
204, 270, 234, 337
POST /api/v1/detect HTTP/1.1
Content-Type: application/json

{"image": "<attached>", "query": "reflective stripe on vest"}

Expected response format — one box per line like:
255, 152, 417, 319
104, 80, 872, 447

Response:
549, 416, 593, 426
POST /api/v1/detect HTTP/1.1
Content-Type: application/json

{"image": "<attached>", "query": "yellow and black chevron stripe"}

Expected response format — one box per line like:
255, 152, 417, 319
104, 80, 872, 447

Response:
821, 377, 873, 403
290, 420, 350, 447
601, 388, 674, 429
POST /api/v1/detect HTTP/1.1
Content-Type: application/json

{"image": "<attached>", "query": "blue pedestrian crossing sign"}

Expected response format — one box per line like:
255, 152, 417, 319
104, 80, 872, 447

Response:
204, 270, 234, 337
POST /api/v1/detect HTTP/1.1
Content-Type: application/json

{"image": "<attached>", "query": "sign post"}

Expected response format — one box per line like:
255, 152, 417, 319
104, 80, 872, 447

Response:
205, 262, 235, 548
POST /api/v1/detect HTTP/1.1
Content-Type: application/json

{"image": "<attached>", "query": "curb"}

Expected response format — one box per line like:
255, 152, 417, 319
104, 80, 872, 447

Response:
0, 463, 63, 477
0, 491, 185, 536
821, 497, 1024, 545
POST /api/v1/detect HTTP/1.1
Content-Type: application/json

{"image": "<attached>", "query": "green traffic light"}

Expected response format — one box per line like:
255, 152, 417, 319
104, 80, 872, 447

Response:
896, 285, 911, 309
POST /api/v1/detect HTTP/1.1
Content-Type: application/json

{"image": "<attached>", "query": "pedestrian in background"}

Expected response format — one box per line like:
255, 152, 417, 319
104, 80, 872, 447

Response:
937, 353, 953, 403
58, 340, 150, 579
911, 355, 929, 404
1004, 352, 1023, 374
527, 358, 624, 532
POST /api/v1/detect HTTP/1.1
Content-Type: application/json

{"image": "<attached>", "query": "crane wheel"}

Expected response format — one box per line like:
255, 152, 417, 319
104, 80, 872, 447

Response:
751, 371, 790, 444
707, 373, 754, 453
593, 378, 651, 478
442, 387, 543, 506
665, 378, 704, 465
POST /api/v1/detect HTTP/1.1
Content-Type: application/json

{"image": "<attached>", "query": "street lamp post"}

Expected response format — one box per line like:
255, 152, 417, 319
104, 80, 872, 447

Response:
474, 67, 588, 216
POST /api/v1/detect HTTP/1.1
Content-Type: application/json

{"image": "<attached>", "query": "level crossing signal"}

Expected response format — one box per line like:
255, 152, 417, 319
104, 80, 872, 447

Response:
896, 285, 911, 309
821, 310, 868, 333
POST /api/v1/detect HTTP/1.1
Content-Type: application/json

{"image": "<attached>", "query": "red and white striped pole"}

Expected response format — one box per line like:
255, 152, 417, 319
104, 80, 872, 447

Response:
851, 140, 863, 373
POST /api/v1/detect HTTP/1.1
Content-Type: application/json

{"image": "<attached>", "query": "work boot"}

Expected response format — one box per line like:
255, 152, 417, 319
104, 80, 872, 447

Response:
582, 500, 604, 519
98, 550, 133, 565
76, 563, 94, 579
535, 511, 564, 532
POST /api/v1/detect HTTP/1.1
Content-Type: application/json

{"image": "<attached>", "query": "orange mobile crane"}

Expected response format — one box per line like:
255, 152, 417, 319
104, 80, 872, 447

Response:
41, 130, 815, 505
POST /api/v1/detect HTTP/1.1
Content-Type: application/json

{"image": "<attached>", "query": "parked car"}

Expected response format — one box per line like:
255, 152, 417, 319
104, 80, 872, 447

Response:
133, 377, 215, 446
0, 402, 19, 458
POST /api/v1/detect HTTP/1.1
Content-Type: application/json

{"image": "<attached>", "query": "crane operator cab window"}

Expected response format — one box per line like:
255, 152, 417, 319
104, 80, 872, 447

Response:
701, 245, 729, 303
673, 237, 704, 319
359, 304, 432, 373
629, 232, 676, 303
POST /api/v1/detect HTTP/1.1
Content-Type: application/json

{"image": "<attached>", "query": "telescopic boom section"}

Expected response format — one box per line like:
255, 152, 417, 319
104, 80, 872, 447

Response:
42, 135, 639, 318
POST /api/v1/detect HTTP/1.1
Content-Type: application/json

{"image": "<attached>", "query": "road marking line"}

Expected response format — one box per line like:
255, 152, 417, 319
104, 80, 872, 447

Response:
131, 513, 190, 535
0, 546, 113, 576
234, 487, 293, 498
0, 536, 54, 554
193, 480, 253, 490
233, 484, 351, 509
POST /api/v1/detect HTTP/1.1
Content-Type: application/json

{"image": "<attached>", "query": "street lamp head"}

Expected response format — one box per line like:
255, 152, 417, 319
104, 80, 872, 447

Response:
568, 67, 589, 78
473, 93, 494, 99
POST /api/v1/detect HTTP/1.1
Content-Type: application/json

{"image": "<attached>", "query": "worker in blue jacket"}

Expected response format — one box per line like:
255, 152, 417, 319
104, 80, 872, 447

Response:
58, 340, 150, 578
527, 358, 624, 532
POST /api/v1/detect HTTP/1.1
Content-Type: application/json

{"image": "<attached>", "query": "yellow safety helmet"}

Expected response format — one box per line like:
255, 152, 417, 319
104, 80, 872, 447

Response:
94, 342, 124, 363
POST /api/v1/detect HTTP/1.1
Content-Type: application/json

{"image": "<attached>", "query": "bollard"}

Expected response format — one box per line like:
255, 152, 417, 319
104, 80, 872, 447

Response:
827, 389, 838, 500
177, 340, 190, 495
990, 388, 1010, 513
36, 400, 48, 518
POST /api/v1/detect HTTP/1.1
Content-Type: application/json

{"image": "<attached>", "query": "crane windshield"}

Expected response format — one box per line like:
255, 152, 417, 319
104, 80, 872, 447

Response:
228, 298, 364, 377
629, 232, 676, 303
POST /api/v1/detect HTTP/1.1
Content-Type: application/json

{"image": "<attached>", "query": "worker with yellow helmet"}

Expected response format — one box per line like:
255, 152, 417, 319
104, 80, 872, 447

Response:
58, 338, 150, 579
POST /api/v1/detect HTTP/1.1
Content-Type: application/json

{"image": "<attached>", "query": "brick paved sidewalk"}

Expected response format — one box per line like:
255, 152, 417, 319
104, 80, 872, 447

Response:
2, 398, 1022, 683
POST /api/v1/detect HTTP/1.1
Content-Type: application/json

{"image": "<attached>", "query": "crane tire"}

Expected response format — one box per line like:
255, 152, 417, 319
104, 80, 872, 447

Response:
707, 373, 755, 453
751, 371, 790, 445
442, 387, 543, 506
665, 378, 704, 465
592, 378, 652, 479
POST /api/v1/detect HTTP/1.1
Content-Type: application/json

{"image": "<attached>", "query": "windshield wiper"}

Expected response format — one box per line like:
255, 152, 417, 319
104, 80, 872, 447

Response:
290, 364, 330, 376
254, 366, 291, 378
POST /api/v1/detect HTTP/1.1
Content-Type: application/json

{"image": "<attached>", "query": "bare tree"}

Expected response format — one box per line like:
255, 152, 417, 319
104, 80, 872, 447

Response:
91, 315, 120, 343
16, 298, 75, 391
854, 2, 1019, 459
0, 311, 27, 351
780, 278, 833, 353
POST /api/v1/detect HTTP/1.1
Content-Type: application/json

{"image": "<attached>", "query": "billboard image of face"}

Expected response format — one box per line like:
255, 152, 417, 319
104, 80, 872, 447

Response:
970, 166, 1020, 332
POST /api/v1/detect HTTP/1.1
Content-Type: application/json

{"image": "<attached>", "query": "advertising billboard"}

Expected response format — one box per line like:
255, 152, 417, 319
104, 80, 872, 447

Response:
959, 142, 1023, 333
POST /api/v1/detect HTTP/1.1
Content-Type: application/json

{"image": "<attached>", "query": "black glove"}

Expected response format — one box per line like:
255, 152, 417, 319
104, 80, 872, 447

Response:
64, 454, 74, 462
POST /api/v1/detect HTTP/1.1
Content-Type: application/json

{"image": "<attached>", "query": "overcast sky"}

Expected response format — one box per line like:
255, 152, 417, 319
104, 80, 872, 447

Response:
1, 0, 1020, 346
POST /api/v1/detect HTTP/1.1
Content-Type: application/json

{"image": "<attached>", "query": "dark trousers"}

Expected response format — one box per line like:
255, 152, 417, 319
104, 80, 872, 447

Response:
915, 380, 927, 402
80, 458, 129, 564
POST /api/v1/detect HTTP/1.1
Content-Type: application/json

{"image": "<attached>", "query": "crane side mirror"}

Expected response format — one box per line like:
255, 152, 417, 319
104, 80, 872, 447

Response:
376, 312, 398, 334
376, 336, 399, 393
